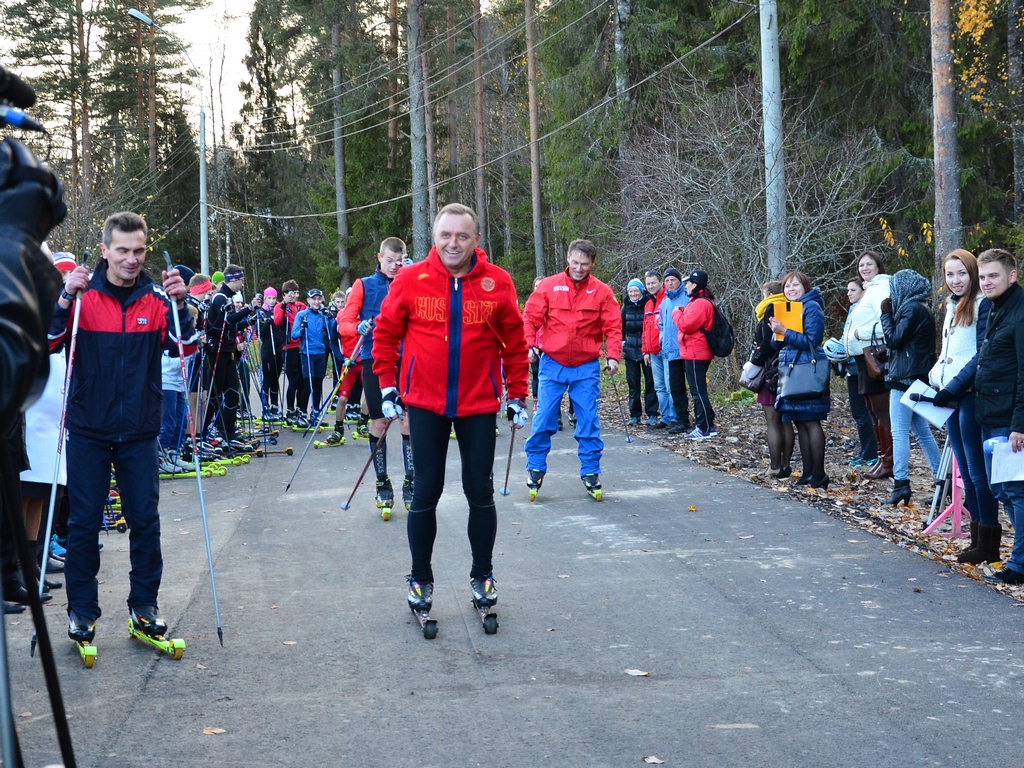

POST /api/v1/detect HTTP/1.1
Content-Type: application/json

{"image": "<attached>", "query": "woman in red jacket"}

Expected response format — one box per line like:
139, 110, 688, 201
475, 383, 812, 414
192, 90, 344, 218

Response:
672, 270, 717, 439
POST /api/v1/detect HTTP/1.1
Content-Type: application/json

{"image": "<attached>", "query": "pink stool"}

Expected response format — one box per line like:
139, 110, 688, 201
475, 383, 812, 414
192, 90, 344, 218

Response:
922, 456, 971, 538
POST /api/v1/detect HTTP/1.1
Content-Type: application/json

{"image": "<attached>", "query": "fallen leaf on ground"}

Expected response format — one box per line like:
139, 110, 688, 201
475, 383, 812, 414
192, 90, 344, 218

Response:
737, 535, 753, 540
688, 505, 698, 511
642, 758, 665, 765
282, 640, 297, 645
203, 727, 227, 735
624, 669, 650, 676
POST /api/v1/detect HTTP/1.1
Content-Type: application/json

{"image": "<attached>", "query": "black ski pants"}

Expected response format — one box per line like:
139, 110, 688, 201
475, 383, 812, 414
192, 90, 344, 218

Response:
405, 406, 497, 585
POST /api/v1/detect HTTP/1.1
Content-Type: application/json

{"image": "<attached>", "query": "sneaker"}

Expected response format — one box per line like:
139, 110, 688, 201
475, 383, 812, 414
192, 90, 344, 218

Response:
67, 609, 95, 643
130, 605, 167, 637
470, 574, 497, 608
647, 417, 658, 427
158, 451, 184, 474
407, 578, 433, 612
684, 427, 716, 440
984, 567, 1024, 585
628, 416, 641, 426
667, 422, 690, 435
49, 534, 67, 560
168, 449, 193, 470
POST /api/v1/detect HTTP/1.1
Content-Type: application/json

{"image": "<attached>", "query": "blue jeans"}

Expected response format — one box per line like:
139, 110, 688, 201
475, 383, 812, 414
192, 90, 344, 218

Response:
650, 351, 675, 424
982, 426, 1024, 572
947, 394, 999, 526
525, 356, 603, 476
159, 389, 186, 451
889, 390, 941, 481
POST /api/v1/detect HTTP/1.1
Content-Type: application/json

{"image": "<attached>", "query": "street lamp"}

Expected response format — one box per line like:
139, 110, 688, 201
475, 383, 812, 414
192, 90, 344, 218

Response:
128, 7, 209, 276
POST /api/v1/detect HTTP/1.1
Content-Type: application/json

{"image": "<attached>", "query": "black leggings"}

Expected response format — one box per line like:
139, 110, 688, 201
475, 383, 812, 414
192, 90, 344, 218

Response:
284, 348, 309, 411
406, 406, 497, 584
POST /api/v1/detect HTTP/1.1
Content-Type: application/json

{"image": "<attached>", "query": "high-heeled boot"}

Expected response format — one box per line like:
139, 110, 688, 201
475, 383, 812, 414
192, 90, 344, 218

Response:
886, 478, 911, 506
864, 425, 893, 479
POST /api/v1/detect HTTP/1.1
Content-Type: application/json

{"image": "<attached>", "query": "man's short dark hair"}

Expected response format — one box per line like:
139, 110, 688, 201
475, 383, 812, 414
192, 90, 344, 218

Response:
434, 203, 480, 235
282, 280, 299, 293
102, 212, 147, 247
644, 270, 661, 279
567, 239, 597, 261
978, 248, 1018, 273
379, 237, 406, 256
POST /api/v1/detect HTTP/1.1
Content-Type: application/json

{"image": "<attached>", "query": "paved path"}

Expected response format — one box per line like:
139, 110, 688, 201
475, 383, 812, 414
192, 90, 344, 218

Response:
7, 423, 1024, 767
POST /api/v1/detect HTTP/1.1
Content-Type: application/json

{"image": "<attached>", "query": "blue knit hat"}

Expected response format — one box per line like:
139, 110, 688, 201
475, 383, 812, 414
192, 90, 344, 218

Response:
627, 279, 645, 294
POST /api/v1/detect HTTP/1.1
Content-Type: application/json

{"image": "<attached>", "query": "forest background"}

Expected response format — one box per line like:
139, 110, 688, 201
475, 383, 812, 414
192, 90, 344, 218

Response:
2, 0, 1021, 341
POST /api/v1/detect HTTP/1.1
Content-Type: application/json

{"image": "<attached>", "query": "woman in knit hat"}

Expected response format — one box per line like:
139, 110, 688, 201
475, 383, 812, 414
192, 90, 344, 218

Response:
621, 278, 658, 425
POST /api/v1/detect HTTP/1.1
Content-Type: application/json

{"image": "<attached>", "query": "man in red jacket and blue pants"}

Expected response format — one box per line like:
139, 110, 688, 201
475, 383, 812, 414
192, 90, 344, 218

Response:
373, 203, 529, 619
53, 211, 198, 647
523, 239, 622, 500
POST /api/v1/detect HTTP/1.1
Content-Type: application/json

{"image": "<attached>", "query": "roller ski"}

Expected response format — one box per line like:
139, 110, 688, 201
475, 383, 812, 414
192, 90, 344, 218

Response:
351, 417, 370, 440
376, 478, 394, 521
582, 473, 603, 501
68, 610, 97, 668
526, 469, 545, 502
314, 428, 346, 448
402, 477, 414, 510
127, 606, 185, 660
470, 574, 499, 635
407, 577, 437, 640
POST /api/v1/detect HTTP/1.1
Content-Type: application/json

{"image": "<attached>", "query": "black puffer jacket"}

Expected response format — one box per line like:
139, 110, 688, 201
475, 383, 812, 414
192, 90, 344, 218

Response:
975, 282, 1024, 430
880, 270, 935, 391
621, 291, 649, 362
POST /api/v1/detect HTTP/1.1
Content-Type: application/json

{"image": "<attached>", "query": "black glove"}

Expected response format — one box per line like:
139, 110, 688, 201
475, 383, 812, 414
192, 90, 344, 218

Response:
0, 137, 66, 245
931, 388, 955, 408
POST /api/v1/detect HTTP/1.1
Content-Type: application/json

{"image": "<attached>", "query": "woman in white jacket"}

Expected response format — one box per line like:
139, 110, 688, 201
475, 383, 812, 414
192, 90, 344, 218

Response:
843, 251, 893, 480
927, 249, 999, 563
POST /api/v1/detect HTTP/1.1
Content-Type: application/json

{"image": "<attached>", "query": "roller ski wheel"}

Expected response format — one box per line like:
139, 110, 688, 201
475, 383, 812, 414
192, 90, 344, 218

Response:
407, 579, 436, 640
314, 430, 346, 448
582, 474, 602, 501
68, 611, 97, 667
128, 608, 185, 660
115, 516, 128, 534
470, 574, 498, 634
527, 469, 545, 502
376, 479, 394, 521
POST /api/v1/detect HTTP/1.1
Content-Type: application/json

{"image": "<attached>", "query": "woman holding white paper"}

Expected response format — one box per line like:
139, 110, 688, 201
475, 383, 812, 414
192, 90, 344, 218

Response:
880, 269, 941, 506
928, 250, 999, 562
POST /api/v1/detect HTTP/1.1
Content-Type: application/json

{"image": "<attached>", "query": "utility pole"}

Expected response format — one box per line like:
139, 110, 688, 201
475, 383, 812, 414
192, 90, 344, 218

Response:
332, 22, 350, 288
473, 0, 488, 250
759, 0, 787, 278
931, 0, 964, 275
526, 0, 544, 276
407, 0, 431, 259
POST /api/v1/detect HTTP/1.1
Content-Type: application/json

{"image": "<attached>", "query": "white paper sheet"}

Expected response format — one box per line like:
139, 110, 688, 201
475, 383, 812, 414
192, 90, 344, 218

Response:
990, 441, 1024, 484
898, 380, 955, 428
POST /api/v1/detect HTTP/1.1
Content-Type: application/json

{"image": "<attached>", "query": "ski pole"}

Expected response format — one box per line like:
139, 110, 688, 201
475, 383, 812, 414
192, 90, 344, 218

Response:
339, 418, 393, 510
32, 252, 88, 657
499, 425, 516, 497
607, 369, 634, 443
286, 336, 364, 491
164, 252, 224, 646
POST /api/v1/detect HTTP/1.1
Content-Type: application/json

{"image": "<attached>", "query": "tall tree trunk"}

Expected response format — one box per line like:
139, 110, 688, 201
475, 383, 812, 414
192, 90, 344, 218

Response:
447, 2, 458, 203
422, 51, 438, 224
148, 25, 157, 174
930, 0, 964, 275
1010, 0, 1024, 222
407, 0, 431, 259
525, 0, 544, 276
332, 22, 351, 287
473, 0, 488, 250
77, 0, 93, 246
388, 0, 400, 170
613, 0, 631, 105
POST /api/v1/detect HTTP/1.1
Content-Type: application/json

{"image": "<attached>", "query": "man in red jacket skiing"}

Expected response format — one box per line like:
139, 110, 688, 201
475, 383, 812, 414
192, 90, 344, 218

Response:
522, 240, 621, 500
373, 203, 529, 621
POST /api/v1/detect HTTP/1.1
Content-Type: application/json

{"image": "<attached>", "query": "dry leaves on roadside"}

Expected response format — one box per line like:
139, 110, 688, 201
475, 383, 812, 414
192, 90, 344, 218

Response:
203, 727, 227, 735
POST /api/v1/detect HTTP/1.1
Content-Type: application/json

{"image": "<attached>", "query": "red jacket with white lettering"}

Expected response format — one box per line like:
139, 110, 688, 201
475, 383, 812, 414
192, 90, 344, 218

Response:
372, 247, 529, 418
523, 270, 622, 368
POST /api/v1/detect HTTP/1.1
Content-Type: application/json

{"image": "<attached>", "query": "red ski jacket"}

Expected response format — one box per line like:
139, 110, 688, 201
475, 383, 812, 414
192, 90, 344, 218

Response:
641, 289, 665, 356
273, 300, 307, 351
522, 270, 622, 368
672, 295, 715, 361
48, 261, 199, 441
372, 247, 529, 418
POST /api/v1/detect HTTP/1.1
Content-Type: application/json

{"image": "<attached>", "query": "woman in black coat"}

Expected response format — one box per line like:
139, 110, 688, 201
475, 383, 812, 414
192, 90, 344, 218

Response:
621, 279, 658, 425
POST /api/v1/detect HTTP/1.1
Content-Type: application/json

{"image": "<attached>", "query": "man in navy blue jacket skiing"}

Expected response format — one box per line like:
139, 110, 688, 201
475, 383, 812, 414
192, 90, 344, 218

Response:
53, 211, 199, 647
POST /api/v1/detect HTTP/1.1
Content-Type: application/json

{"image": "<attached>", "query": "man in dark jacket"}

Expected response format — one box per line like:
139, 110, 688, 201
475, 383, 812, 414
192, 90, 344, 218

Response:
975, 248, 1024, 584
55, 211, 198, 645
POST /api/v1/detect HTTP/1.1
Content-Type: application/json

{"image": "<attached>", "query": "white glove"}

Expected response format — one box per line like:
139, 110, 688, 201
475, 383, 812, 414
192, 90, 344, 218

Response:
506, 399, 528, 429
381, 387, 403, 421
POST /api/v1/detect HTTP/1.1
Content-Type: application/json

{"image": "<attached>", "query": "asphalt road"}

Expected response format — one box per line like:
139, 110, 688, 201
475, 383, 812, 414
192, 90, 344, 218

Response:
6, 420, 1024, 767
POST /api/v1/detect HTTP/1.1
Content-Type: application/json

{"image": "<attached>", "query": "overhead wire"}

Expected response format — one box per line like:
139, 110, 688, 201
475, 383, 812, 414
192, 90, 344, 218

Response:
208, 7, 756, 222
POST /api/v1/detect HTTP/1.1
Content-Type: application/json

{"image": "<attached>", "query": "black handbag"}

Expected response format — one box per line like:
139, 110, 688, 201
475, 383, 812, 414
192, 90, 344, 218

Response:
778, 354, 830, 400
